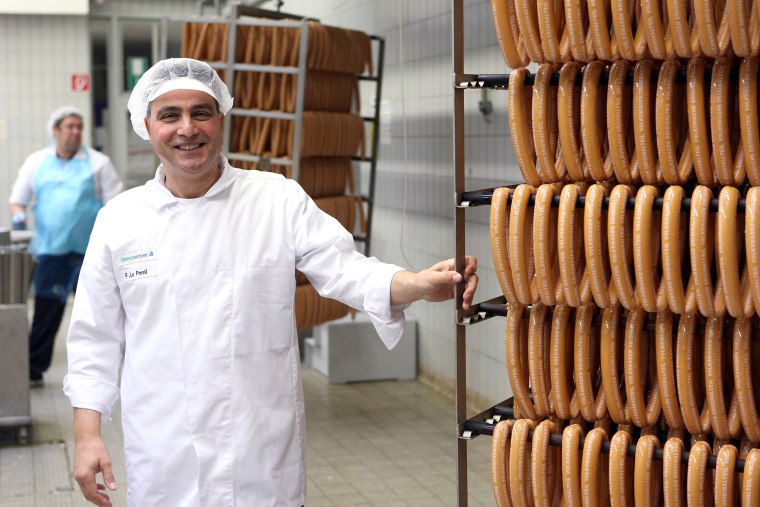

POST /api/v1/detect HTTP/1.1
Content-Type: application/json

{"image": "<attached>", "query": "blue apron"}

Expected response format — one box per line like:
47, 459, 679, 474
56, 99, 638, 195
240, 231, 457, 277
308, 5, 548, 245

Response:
31, 148, 103, 256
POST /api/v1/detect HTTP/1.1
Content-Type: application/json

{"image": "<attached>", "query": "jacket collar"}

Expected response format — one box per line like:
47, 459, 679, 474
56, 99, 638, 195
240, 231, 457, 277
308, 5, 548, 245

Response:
145, 155, 236, 209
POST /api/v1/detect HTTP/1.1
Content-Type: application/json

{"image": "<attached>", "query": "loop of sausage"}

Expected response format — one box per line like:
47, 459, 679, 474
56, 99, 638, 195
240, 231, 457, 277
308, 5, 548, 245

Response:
585, 184, 617, 308
509, 184, 539, 305
551, 305, 580, 420
575, 304, 608, 421
506, 304, 536, 420
491, 0, 530, 68
581, 61, 614, 183
531, 419, 559, 506
608, 60, 641, 185
609, 185, 639, 310
687, 59, 718, 186
528, 303, 553, 417
733, 317, 760, 442
710, 57, 746, 186
491, 187, 521, 307
611, 0, 649, 59
601, 306, 630, 424
633, 61, 664, 185
663, 437, 686, 507
742, 449, 760, 505
509, 68, 541, 188
656, 308, 685, 429
634, 434, 663, 507
714, 444, 738, 506
558, 184, 592, 307
676, 312, 713, 435
687, 440, 715, 506
634, 185, 667, 313
740, 57, 760, 186
690, 185, 725, 318
666, 0, 702, 56
561, 424, 584, 507
608, 430, 635, 507
694, 0, 732, 57
534, 184, 566, 306
704, 316, 742, 440
656, 59, 694, 185
533, 64, 566, 184
581, 427, 609, 507
624, 308, 662, 428
509, 418, 536, 507
661, 185, 697, 315
491, 419, 516, 507
559, 62, 592, 183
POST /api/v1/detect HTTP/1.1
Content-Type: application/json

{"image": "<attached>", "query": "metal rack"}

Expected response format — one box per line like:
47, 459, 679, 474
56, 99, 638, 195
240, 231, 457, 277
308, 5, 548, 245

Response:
451, 6, 756, 499
163, 5, 385, 254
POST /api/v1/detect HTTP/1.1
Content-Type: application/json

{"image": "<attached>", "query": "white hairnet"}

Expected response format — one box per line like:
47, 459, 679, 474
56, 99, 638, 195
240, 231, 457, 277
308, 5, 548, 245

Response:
47, 106, 83, 137
127, 58, 234, 140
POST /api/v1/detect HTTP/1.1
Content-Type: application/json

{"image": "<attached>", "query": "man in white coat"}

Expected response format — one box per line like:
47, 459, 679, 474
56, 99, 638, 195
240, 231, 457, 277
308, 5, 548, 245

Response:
64, 58, 478, 507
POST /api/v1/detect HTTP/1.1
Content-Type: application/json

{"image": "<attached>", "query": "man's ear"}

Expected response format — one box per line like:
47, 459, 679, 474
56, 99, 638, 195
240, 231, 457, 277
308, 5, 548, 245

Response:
143, 117, 151, 136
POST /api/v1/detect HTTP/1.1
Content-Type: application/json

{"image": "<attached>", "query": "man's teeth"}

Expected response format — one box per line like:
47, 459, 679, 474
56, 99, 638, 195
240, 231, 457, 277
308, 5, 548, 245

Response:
177, 144, 200, 150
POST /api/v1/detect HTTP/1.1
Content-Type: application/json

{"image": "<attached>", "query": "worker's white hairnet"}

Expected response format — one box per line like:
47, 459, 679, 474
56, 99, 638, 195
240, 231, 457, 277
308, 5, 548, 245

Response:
127, 58, 234, 140
47, 106, 83, 137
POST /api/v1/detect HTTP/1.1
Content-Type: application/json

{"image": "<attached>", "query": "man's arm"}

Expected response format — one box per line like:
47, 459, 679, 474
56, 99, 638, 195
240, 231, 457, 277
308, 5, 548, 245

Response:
72, 408, 117, 507
390, 256, 479, 310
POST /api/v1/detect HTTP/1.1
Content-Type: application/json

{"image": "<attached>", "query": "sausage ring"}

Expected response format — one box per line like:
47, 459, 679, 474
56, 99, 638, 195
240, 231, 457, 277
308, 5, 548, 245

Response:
600, 306, 630, 425
634, 434, 662, 507
585, 184, 618, 308
551, 304, 580, 420
506, 304, 536, 420
634, 185, 667, 313
558, 184, 591, 307
704, 316, 742, 440
733, 317, 760, 442
561, 424, 584, 507
509, 418, 536, 507
534, 184, 565, 306
609, 430, 635, 507
491, 187, 521, 307
509, 68, 542, 188
663, 437, 686, 507
656, 308, 685, 429
575, 304, 608, 422
491, 419, 516, 507
624, 308, 662, 428
607, 60, 641, 185
528, 303, 553, 417
609, 184, 639, 310
675, 312, 712, 436
581, 427, 609, 507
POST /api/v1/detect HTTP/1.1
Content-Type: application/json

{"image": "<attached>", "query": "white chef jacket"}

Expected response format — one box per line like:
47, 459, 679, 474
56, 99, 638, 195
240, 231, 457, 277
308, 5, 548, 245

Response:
9, 145, 123, 206
64, 157, 407, 507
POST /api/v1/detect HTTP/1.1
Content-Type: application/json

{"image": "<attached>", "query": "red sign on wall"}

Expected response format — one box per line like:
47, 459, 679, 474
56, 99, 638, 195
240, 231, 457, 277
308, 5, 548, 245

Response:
71, 73, 90, 92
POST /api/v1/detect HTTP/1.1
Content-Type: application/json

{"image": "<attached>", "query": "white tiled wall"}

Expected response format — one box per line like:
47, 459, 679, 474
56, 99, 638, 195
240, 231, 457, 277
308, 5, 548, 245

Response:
0, 14, 92, 228
287, 0, 522, 410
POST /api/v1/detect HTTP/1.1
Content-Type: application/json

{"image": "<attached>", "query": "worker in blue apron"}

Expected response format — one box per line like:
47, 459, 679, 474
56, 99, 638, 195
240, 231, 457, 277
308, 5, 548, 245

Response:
9, 106, 123, 385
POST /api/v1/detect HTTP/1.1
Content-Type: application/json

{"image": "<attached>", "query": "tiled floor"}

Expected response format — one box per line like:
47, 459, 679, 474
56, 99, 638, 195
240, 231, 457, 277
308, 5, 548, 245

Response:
0, 302, 495, 506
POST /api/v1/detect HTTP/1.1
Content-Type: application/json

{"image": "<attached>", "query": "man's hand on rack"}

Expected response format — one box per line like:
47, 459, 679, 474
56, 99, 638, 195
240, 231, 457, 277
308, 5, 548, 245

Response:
390, 256, 478, 310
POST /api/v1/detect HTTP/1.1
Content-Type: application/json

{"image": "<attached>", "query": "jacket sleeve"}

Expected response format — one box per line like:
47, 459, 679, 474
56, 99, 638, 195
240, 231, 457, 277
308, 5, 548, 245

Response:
91, 150, 124, 203
8, 151, 43, 206
290, 180, 409, 349
63, 210, 126, 423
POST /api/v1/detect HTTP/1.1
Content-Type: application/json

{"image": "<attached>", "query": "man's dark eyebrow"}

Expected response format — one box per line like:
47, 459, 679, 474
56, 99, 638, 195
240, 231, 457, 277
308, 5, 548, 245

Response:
154, 103, 216, 116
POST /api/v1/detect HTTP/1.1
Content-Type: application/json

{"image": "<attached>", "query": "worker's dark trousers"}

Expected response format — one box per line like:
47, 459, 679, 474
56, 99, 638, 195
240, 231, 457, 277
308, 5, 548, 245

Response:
28, 253, 84, 380
28, 296, 67, 380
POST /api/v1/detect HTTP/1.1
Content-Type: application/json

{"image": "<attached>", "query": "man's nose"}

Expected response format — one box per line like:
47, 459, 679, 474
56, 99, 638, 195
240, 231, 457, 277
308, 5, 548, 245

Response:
177, 115, 197, 136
